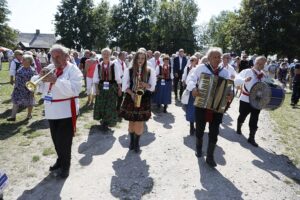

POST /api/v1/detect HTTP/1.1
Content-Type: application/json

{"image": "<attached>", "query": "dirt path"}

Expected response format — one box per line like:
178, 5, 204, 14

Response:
1, 97, 300, 200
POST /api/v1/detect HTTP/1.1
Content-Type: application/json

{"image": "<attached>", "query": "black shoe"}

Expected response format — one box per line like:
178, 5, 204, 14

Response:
248, 138, 259, 147
134, 135, 141, 153
129, 132, 134, 150
7, 117, 16, 121
195, 138, 202, 157
163, 105, 167, 113
59, 169, 70, 178
236, 123, 243, 135
206, 156, 217, 167
25, 115, 32, 120
206, 143, 217, 167
49, 160, 61, 171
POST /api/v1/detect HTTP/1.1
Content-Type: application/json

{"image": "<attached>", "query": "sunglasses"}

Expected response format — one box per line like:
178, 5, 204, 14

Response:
190, 59, 196, 62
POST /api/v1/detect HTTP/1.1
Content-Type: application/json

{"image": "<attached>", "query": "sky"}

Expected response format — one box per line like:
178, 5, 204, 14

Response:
7, 0, 241, 33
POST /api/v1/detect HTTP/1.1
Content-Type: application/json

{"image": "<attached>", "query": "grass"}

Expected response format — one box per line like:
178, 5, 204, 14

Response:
18, 140, 32, 146
26, 131, 44, 139
269, 92, 300, 167
32, 155, 40, 162
42, 147, 55, 156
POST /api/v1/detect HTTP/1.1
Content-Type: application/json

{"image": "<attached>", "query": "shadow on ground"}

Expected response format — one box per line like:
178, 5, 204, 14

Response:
220, 114, 300, 185
118, 131, 156, 149
194, 159, 243, 200
17, 174, 66, 200
110, 151, 154, 200
0, 119, 29, 140
78, 125, 116, 166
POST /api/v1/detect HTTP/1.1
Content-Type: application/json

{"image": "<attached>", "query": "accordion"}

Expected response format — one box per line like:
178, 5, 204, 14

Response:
194, 73, 234, 113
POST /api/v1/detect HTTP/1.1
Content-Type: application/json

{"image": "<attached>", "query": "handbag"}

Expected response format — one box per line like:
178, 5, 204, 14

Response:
181, 89, 190, 104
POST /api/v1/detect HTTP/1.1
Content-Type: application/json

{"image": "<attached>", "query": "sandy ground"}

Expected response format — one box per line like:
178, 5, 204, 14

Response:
1, 97, 300, 200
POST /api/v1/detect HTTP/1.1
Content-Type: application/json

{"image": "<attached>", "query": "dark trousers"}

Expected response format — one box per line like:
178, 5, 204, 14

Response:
237, 100, 261, 132
173, 77, 183, 99
195, 107, 223, 145
48, 117, 73, 170
291, 81, 300, 104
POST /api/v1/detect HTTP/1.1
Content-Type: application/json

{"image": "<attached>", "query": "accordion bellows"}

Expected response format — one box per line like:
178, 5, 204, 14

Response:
194, 73, 234, 113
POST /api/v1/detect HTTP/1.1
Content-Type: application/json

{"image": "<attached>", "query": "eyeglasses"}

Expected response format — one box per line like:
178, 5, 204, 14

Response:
190, 59, 196, 62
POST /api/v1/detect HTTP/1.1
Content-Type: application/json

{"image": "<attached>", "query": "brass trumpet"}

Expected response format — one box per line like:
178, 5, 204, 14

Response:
134, 67, 144, 108
26, 68, 55, 92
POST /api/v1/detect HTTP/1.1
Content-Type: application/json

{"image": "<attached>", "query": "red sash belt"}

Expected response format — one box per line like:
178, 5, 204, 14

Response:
242, 91, 250, 96
51, 96, 79, 136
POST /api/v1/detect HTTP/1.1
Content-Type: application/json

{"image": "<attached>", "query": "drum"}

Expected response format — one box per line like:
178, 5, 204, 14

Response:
249, 81, 285, 110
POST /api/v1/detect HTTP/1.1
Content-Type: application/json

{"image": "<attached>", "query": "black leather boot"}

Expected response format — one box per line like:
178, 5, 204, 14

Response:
248, 129, 258, 147
206, 143, 217, 167
129, 132, 134, 150
163, 105, 167, 113
190, 122, 195, 136
49, 159, 61, 171
236, 123, 243, 135
195, 137, 203, 157
134, 135, 141, 153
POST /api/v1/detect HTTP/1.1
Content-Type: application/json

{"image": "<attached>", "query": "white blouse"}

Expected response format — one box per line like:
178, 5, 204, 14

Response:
122, 66, 156, 92
93, 61, 122, 84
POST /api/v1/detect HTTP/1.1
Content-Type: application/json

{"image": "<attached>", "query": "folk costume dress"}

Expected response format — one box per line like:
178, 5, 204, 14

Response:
120, 67, 156, 121
183, 65, 196, 123
93, 61, 121, 126
11, 66, 36, 106
153, 64, 172, 105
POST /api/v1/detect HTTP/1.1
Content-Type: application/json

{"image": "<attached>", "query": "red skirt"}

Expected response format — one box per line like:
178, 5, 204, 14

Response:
119, 92, 151, 121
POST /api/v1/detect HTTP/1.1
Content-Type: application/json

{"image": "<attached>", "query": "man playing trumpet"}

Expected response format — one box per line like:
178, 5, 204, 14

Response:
31, 44, 82, 178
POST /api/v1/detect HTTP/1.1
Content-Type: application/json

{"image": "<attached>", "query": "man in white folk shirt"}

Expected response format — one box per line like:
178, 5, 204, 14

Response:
149, 51, 162, 71
220, 53, 237, 80
32, 44, 83, 178
114, 51, 127, 115
235, 56, 267, 147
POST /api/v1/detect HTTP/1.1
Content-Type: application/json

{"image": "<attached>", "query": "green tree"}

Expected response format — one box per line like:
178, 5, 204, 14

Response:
55, 0, 94, 51
152, 0, 199, 54
110, 0, 157, 51
204, 0, 300, 58
91, 0, 111, 51
0, 0, 17, 49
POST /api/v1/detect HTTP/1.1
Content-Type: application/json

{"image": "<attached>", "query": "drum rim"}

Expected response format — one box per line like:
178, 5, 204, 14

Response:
250, 81, 285, 110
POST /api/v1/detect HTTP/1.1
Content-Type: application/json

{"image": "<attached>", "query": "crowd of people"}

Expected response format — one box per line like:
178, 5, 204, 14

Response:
1, 44, 299, 179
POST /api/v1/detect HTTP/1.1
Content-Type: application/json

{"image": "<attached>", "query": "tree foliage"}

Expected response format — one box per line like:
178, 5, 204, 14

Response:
110, 0, 157, 51
54, 0, 199, 54
0, 0, 17, 49
202, 0, 300, 58
55, 0, 95, 51
151, 0, 199, 54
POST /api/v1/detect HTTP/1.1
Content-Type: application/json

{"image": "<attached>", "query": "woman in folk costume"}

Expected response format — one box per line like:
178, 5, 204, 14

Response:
120, 50, 156, 152
182, 56, 200, 135
7, 54, 36, 121
153, 54, 172, 113
93, 48, 122, 131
